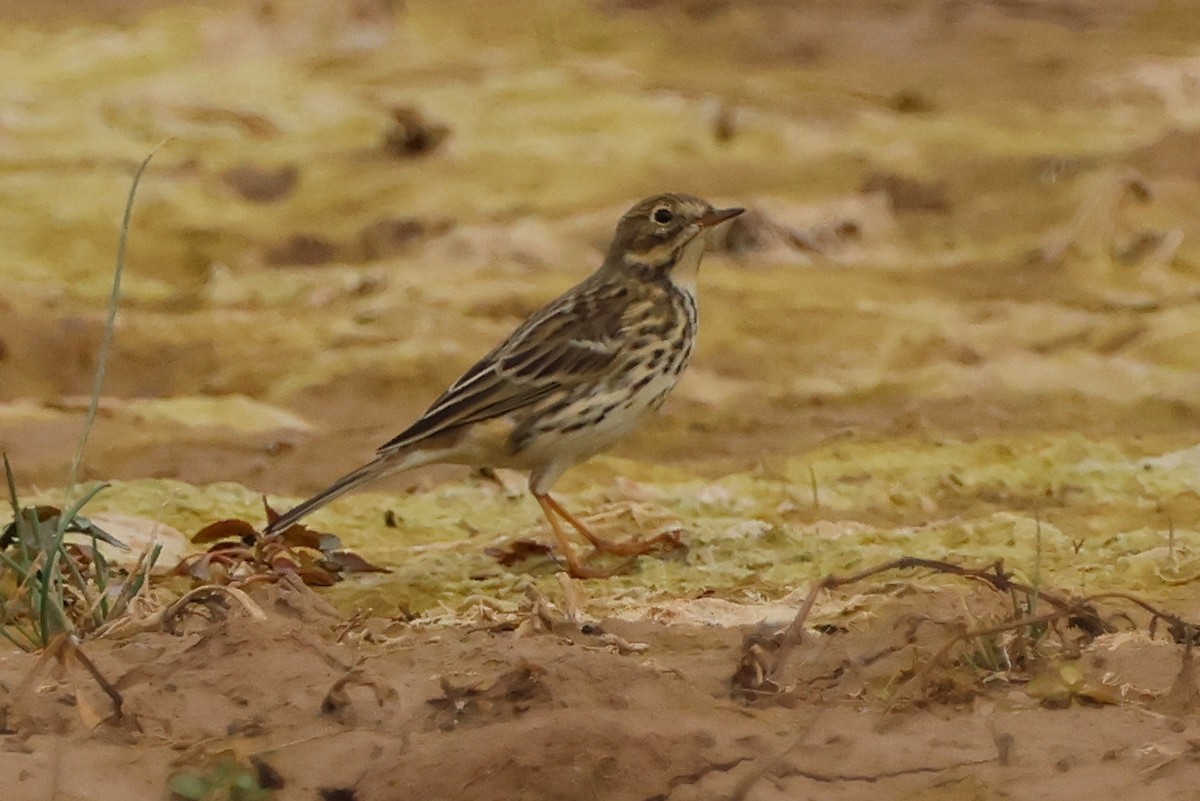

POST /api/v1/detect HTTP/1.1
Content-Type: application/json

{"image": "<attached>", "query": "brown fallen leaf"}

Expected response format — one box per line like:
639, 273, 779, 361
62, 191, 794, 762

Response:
279, 526, 342, 553
192, 518, 258, 544
485, 539, 555, 567
178, 500, 386, 588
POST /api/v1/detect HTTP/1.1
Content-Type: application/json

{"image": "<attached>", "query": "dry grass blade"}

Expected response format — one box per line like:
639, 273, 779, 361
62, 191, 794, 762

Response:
160, 585, 269, 634
10, 633, 123, 723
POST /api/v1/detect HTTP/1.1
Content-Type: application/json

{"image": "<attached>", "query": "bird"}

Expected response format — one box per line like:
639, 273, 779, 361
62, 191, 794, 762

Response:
264, 193, 744, 578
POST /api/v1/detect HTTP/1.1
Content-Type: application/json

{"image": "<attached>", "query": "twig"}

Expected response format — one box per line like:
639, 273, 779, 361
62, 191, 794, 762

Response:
160, 585, 268, 634
67, 635, 124, 716
11, 634, 123, 721
767, 557, 1055, 683
886, 611, 1062, 711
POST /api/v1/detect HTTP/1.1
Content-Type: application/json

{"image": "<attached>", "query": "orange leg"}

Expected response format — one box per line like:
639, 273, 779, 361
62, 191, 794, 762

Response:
541, 494, 683, 557
534, 493, 635, 579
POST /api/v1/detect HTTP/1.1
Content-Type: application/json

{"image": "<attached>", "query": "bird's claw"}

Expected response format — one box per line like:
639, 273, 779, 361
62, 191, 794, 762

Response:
586, 528, 687, 557
562, 555, 639, 580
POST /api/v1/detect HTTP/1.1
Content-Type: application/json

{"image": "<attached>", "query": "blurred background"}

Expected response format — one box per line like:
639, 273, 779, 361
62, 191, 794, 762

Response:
2, 0, 1200, 512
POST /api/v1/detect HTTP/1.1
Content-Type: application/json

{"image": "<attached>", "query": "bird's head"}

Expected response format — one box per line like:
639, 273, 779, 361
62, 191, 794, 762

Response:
604, 193, 744, 287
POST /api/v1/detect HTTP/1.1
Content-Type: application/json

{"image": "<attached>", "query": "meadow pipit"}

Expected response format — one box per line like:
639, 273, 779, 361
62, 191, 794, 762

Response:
266, 193, 744, 577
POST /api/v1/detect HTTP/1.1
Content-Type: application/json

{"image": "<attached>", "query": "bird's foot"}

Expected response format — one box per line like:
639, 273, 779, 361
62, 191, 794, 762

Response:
561, 555, 639, 580
583, 528, 686, 558
563, 529, 685, 578
535, 492, 686, 578
555, 534, 684, 579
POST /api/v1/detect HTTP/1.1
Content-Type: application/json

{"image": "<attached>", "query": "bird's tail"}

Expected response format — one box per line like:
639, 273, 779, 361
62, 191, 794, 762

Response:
264, 454, 395, 536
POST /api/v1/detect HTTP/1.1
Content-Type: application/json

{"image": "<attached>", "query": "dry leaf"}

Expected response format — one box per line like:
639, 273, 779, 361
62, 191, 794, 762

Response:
485, 539, 555, 567
192, 519, 258, 544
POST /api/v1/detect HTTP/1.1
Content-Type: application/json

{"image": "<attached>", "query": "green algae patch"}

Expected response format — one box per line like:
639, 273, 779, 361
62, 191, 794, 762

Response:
13, 432, 1195, 622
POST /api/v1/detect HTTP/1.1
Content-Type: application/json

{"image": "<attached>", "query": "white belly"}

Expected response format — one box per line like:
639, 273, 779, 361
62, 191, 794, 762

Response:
518, 368, 680, 464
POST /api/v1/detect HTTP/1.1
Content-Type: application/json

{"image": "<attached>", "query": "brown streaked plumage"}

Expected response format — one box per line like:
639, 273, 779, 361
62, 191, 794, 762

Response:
265, 193, 744, 577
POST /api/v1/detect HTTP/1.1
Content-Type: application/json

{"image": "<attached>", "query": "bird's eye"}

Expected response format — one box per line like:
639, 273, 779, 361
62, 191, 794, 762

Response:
652, 207, 673, 224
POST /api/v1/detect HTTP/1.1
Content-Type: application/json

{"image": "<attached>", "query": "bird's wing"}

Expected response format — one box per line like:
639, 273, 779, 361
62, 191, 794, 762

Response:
377, 278, 634, 454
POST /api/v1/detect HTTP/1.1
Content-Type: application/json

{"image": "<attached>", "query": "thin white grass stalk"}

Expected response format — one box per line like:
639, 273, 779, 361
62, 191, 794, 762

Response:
63, 143, 166, 506
1032, 509, 1043, 614
36, 144, 166, 643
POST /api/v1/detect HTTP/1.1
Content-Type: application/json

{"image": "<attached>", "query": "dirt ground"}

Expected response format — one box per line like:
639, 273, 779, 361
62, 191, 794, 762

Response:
2, 580, 1199, 801
3, 0, 1200, 799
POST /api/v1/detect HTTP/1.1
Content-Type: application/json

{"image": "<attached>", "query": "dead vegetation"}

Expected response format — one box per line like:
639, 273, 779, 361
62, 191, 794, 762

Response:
731, 556, 1200, 710
178, 499, 389, 587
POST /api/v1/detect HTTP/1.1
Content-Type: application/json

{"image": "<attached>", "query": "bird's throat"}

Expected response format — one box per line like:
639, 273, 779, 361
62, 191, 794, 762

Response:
664, 233, 708, 294
620, 232, 708, 292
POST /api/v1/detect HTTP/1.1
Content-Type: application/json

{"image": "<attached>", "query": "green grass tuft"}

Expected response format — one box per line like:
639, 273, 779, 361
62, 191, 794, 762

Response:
1, 143, 166, 650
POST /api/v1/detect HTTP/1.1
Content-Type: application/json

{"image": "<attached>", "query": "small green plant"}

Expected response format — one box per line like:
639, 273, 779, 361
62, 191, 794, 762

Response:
0, 456, 160, 650
168, 754, 278, 801
0, 144, 164, 652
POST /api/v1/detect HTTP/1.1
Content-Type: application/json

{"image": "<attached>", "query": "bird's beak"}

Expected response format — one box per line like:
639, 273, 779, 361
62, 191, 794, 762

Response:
697, 207, 745, 228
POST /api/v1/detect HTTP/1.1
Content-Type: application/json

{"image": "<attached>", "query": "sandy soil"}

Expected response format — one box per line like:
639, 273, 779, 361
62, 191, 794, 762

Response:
2, 580, 1198, 801
3, 0, 1200, 798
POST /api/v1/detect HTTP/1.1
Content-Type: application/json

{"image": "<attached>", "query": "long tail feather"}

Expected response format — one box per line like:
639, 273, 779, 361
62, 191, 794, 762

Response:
264, 455, 393, 535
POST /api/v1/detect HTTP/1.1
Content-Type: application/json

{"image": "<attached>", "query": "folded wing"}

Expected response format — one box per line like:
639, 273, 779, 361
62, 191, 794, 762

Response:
377, 278, 633, 454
